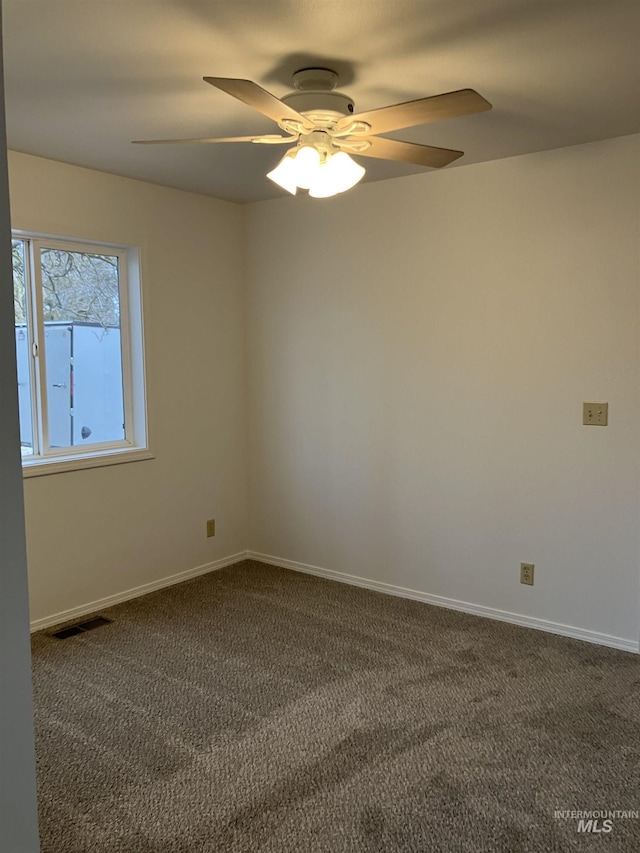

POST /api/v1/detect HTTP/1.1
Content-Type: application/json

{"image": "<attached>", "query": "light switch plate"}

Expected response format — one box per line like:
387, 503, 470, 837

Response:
583, 402, 608, 426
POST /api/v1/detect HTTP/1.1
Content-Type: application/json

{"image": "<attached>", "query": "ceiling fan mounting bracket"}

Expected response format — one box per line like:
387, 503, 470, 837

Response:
281, 91, 354, 119
292, 68, 338, 92
283, 68, 355, 125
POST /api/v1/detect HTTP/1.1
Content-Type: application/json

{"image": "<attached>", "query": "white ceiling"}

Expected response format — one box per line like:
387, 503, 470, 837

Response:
3, 0, 639, 203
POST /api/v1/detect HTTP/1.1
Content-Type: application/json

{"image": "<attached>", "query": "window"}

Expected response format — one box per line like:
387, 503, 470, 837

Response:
12, 233, 149, 475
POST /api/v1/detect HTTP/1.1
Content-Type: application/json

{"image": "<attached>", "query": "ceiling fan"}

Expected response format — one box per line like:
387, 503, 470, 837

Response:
134, 68, 492, 198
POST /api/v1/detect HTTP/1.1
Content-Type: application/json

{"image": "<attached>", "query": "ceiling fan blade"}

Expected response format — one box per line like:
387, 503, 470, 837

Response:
204, 77, 315, 130
133, 134, 292, 145
338, 89, 491, 135
354, 136, 463, 168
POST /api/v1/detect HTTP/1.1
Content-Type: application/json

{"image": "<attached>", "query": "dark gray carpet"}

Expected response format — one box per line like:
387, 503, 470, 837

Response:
31, 560, 640, 852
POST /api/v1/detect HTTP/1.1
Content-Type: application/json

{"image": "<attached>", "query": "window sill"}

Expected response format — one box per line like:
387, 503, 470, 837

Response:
22, 447, 155, 478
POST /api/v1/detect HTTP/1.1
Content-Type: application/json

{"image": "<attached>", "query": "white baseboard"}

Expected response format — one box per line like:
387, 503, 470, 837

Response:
248, 551, 639, 654
32, 548, 638, 654
30, 551, 249, 633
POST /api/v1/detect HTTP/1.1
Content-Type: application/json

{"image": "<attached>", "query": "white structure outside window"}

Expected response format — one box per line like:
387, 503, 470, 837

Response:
12, 232, 149, 476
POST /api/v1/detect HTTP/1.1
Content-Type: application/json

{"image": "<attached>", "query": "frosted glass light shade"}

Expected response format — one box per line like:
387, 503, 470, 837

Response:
266, 153, 298, 195
291, 146, 322, 189
267, 148, 366, 198
308, 152, 365, 198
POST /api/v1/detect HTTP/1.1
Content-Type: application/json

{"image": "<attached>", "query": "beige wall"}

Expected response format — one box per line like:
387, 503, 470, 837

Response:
9, 152, 248, 624
246, 134, 640, 645
10, 135, 640, 648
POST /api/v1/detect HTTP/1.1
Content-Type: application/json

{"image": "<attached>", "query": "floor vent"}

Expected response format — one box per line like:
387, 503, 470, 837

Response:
78, 616, 113, 631
51, 626, 85, 640
51, 616, 113, 639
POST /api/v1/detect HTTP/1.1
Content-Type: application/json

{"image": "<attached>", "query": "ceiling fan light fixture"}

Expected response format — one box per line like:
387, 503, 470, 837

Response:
290, 145, 322, 189
308, 151, 365, 198
266, 151, 298, 195
267, 146, 365, 199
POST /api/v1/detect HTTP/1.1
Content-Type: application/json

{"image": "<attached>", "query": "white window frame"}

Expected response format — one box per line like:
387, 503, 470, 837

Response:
13, 230, 152, 477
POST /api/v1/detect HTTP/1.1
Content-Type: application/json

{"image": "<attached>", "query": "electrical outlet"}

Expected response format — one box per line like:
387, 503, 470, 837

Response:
206, 519, 216, 538
520, 563, 534, 586
583, 402, 608, 426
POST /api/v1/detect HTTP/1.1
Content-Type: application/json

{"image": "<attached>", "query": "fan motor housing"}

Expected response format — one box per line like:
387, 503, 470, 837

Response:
281, 91, 354, 116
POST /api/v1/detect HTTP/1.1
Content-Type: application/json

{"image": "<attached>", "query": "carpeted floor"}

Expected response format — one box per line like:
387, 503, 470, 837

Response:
31, 560, 640, 852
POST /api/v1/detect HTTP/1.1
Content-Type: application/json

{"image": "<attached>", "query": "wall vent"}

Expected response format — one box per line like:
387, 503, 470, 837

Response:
51, 616, 113, 639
